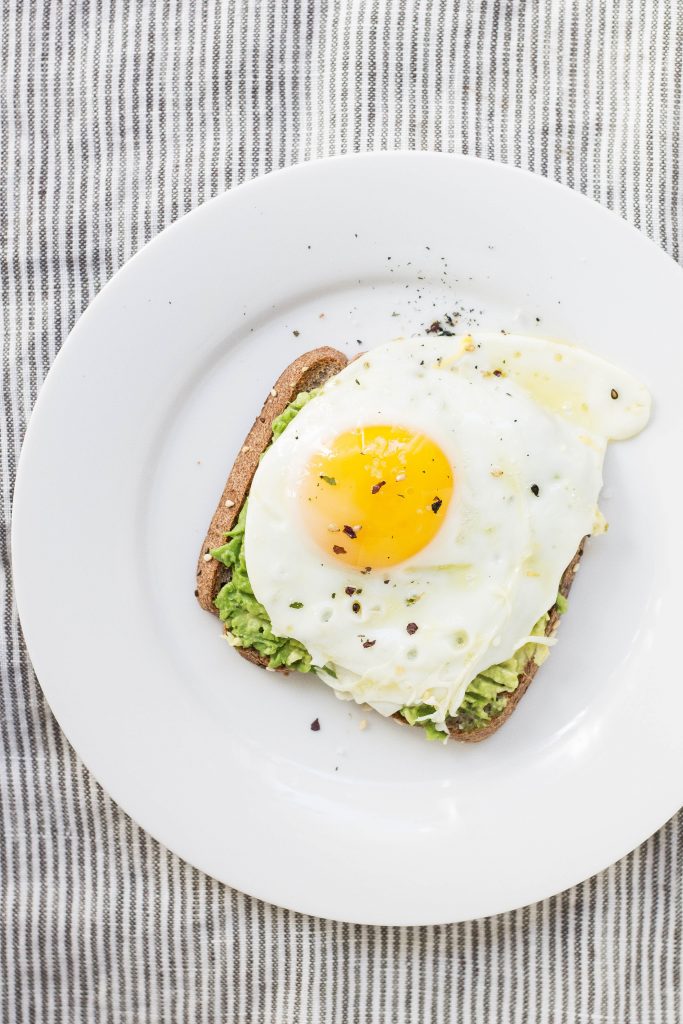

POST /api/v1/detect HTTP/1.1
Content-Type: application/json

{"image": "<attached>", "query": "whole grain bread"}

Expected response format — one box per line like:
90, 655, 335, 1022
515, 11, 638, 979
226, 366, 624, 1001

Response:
196, 347, 586, 736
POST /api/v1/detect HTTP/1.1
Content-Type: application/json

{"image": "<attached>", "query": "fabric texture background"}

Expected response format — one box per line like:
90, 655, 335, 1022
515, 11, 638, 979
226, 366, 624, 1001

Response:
1, 1, 682, 1020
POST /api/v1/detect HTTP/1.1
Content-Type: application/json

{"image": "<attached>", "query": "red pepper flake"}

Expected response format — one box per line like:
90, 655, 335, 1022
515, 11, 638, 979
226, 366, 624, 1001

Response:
406, 622, 418, 635
493, 369, 503, 377
427, 320, 441, 333
352, 602, 361, 614
362, 639, 376, 649
371, 480, 386, 494
360, 566, 372, 575
310, 718, 320, 732
333, 544, 347, 555
431, 497, 443, 514
343, 525, 357, 539
345, 586, 357, 596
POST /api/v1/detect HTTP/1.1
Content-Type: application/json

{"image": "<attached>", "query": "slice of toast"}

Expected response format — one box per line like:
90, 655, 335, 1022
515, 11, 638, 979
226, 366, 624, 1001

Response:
196, 347, 585, 735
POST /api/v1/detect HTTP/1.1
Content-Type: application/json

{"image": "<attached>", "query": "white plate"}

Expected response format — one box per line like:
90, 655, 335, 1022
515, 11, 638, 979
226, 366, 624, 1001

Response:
12, 153, 683, 925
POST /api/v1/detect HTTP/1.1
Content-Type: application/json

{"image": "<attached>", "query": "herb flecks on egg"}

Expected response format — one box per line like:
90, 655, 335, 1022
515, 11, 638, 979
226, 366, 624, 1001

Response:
243, 333, 650, 729
302, 425, 453, 569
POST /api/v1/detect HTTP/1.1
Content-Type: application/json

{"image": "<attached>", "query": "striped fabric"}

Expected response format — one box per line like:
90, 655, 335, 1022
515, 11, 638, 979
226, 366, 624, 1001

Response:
1, 1, 681, 1020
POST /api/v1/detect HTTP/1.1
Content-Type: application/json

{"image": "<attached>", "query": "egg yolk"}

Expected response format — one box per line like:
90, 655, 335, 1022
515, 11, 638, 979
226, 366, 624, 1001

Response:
301, 425, 454, 569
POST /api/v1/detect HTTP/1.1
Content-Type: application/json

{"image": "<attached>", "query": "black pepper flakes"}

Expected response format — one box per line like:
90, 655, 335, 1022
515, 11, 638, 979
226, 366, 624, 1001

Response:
610, 388, 619, 400
352, 602, 361, 614
362, 639, 376, 649
345, 586, 357, 596
343, 525, 357, 539
371, 480, 386, 494
493, 369, 503, 377
333, 545, 347, 555
310, 718, 320, 732
431, 497, 443, 514
406, 622, 418, 635
361, 566, 372, 575
530, 484, 540, 496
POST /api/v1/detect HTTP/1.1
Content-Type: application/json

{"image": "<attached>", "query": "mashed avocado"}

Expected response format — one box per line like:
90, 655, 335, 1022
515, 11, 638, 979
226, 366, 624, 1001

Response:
270, 389, 319, 440
211, 388, 567, 737
400, 610, 553, 739
448, 615, 550, 731
210, 390, 320, 672
212, 502, 314, 671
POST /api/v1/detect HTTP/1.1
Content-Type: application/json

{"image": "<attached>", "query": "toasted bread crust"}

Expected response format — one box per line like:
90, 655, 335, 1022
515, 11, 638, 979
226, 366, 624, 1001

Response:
195, 347, 349, 624
197, 348, 587, 738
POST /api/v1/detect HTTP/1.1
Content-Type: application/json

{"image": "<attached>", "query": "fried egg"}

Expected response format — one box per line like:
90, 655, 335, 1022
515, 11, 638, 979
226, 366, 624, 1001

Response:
244, 333, 650, 725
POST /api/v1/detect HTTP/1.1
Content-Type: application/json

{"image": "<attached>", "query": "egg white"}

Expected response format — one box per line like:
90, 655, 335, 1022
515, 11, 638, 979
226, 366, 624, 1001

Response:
244, 334, 650, 724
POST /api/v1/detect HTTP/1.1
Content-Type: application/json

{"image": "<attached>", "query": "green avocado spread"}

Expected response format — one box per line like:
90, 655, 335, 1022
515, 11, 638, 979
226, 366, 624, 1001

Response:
211, 390, 320, 672
211, 389, 567, 738
400, 608, 553, 739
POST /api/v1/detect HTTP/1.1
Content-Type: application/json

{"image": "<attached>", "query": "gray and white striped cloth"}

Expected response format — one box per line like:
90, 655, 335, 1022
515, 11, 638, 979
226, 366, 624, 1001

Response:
1, 2, 681, 1021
